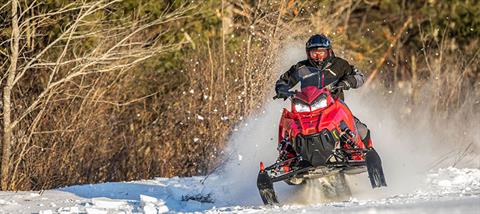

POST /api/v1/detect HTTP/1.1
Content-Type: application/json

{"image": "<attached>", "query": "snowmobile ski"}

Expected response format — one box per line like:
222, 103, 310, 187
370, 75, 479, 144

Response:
257, 169, 278, 205
365, 148, 387, 188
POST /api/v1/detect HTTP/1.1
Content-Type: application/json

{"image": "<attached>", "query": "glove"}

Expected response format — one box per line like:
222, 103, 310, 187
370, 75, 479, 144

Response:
337, 81, 351, 90
275, 85, 293, 100
274, 90, 293, 100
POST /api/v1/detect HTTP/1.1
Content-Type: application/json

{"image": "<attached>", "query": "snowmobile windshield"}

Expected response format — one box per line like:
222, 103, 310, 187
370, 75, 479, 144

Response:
297, 66, 339, 90
319, 75, 338, 89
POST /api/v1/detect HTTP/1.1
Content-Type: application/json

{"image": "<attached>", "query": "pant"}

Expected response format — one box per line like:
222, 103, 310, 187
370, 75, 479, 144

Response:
354, 116, 372, 148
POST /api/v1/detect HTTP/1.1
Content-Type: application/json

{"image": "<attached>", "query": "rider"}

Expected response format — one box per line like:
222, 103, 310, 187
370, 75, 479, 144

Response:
275, 34, 372, 157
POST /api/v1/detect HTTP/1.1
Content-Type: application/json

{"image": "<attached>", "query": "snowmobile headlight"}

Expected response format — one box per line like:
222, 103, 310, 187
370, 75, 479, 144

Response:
294, 101, 310, 112
310, 95, 328, 111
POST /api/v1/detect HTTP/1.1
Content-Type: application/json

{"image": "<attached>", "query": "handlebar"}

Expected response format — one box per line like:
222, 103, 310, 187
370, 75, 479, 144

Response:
273, 84, 347, 100
273, 90, 296, 100
326, 84, 346, 91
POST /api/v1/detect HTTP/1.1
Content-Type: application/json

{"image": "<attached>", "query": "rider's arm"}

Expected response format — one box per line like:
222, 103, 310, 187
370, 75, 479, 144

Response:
338, 60, 365, 89
275, 64, 299, 93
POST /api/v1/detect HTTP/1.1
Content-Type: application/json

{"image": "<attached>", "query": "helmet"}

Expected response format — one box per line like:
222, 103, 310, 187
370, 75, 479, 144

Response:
306, 34, 334, 66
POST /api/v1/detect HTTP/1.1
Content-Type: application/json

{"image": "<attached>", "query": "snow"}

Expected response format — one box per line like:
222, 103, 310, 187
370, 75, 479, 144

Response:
0, 160, 478, 213
91, 197, 129, 209
424, 167, 480, 196
140, 195, 168, 213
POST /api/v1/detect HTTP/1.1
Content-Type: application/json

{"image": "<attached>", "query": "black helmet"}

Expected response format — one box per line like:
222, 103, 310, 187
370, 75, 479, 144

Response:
306, 34, 332, 50
306, 34, 334, 67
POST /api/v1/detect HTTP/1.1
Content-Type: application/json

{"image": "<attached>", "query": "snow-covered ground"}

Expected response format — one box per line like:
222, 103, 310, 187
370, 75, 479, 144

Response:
0, 167, 478, 213
1, 93, 479, 213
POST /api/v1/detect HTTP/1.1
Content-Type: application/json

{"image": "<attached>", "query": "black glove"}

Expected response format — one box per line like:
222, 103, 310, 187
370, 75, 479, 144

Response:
276, 90, 294, 100
275, 85, 293, 100
337, 81, 351, 90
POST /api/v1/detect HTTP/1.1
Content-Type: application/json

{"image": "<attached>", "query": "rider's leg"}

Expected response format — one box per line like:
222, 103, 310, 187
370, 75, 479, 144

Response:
277, 139, 296, 161
354, 117, 373, 148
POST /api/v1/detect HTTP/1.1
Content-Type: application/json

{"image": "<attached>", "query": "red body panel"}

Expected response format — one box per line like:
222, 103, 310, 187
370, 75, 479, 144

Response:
278, 86, 368, 160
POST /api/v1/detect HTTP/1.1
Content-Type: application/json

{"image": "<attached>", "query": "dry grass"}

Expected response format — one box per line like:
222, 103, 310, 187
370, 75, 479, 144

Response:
1, 0, 478, 190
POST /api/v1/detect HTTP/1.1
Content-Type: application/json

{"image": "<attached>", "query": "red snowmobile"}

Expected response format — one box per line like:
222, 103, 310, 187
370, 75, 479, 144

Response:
257, 82, 387, 205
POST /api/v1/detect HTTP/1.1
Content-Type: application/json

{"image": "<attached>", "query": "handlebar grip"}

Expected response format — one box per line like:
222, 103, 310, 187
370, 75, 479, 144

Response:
273, 91, 295, 100
329, 85, 346, 91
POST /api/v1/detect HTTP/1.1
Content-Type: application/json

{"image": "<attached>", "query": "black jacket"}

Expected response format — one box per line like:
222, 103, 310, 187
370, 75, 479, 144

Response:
275, 57, 365, 100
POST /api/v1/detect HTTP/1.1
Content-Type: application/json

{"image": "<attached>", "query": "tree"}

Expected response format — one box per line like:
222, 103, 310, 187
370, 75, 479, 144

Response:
2, 0, 20, 190
0, 0, 192, 190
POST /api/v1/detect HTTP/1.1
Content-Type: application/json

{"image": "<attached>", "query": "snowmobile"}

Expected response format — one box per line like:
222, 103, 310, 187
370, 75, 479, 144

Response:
257, 81, 387, 205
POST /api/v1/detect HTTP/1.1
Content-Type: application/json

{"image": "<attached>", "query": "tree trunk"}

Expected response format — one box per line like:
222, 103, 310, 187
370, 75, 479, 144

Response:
2, 0, 20, 190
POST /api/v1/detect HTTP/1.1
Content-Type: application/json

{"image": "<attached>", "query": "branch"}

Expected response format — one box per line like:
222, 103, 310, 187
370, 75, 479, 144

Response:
13, 0, 121, 86
18, 1, 93, 29
365, 16, 412, 86
0, 1, 11, 12
65, 91, 160, 107
11, 40, 182, 129
9, 2, 192, 130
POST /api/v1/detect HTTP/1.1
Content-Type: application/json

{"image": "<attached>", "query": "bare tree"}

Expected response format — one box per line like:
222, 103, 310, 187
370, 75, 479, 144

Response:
0, 0, 192, 190
2, 0, 19, 190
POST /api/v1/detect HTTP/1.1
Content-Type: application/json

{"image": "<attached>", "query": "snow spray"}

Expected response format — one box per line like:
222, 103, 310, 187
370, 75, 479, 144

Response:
209, 41, 480, 206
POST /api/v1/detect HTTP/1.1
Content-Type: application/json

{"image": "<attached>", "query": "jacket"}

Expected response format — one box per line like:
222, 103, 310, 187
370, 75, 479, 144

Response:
275, 57, 365, 100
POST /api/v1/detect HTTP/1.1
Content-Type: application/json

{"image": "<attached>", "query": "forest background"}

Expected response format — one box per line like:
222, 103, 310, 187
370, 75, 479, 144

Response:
0, 0, 478, 190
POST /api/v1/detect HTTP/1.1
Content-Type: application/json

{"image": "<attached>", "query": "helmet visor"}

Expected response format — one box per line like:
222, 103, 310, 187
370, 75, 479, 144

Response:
308, 48, 329, 62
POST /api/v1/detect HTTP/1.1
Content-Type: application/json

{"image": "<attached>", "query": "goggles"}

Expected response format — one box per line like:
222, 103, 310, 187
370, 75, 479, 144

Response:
308, 48, 329, 61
